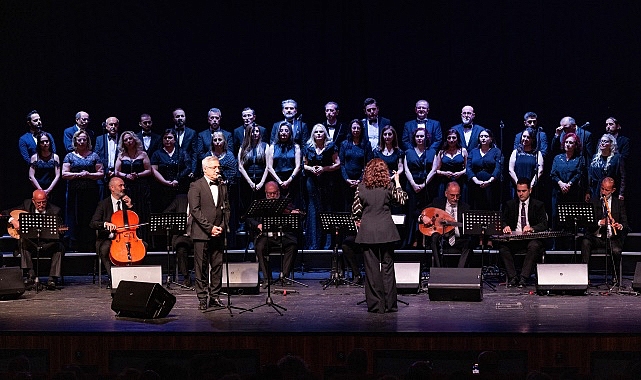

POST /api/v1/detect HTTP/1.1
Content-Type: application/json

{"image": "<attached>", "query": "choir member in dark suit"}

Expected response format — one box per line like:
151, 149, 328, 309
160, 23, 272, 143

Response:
172, 108, 198, 178
195, 108, 233, 175
322, 101, 349, 148
19, 110, 57, 164
270, 99, 308, 146
5, 189, 64, 289
451, 105, 484, 151
89, 177, 134, 287
352, 158, 407, 313
63, 111, 93, 154
580, 177, 628, 273
361, 98, 391, 151
513, 112, 549, 159
497, 178, 548, 288
605, 117, 630, 160
188, 156, 230, 310
135, 113, 162, 158
232, 107, 268, 155
402, 99, 442, 151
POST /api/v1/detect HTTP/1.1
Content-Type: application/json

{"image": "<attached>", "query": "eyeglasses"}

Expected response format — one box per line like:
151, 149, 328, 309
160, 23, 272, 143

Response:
40, 140, 50, 143
141, 121, 152, 125
606, 122, 615, 125
447, 136, 457, 141
164, 136, 175, 140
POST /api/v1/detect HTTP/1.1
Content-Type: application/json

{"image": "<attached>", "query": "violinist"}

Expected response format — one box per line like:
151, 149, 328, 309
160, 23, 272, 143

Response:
419, 182, 471, 268
90, 176, 135, 288
246, 181, 299, 288
188, 156, 230, 310
580, 177, 628, 271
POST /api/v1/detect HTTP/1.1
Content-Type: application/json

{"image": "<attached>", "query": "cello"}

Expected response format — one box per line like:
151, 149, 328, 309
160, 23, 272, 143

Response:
109, 207, 147, 265
418, 207, 462, 236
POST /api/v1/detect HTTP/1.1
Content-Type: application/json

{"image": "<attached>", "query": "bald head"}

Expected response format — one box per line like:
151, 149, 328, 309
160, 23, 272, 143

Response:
32, 190, 47, 212
109, 177, 126, 198
265, 181, 280, 199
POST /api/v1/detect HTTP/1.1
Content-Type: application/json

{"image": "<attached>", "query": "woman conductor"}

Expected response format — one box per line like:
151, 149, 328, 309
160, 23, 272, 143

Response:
352, 158, 407, 313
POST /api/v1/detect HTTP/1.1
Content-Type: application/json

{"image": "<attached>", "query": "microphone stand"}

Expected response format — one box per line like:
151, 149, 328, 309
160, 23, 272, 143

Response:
498, 121, 505, 212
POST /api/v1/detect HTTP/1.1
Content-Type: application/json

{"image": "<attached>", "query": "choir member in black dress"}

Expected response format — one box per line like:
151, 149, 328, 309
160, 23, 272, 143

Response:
302, 124, 340, 249
550, 132, 585, 229
352, 158, 407, 313
586, 133, 625, 202
266, 122, 302, 206
151, 129, 191, 212
466, 128, 501, 211
339, 119, 373, 212
508, 127, 543, 197
403, 127, 435, 248
61, 130, 103, 251
114, 131, 153, 243
428, 129, 468, 203
237, 124, 269, 224
29, 132, 61, 198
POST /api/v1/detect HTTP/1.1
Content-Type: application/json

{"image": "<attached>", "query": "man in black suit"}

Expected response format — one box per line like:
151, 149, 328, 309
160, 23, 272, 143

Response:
580, 177, 628, 272
89, 176, 134, 286
270, 99, 308, 146
63, 111, 93, 153
497, 178, 548, 287
6, 189, 64, 290
361, 97, 391, 150
94, 116, 119, 198
402, 100, 442, 151
451, 105, 484, 151
19, 110, 57, 164
163, 194, 193, 287
421, 182, 471, 268
232, 107, 268, 154
196, 108, 233, 161
135, 113, 162, 158
188, 156, 230, 310
323, 101, 349, 148
245, 181, 298, 286
551, 116, 594, 160
172, 108, 198, 178
513, 112, 549, 159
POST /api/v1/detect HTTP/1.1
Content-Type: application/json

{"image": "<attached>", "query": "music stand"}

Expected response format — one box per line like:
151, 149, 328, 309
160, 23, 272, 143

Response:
19, 213, 61, 293
319, 212, 359, 289
240, 199, 293, 316
263, 214, 307, 288
150, 213, 190, 289
557, 203, 594, 261
463, 211, 502, 290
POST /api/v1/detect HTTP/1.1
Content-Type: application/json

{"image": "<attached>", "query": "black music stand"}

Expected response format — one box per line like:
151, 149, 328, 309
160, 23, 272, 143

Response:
149, 212, 191, 290
463, 211, 502, 290
263, 214, 307, 288
319, 212, 360, 289
240, 198, 291, 316
19, 213, 61, 293
557, 203, 594, 262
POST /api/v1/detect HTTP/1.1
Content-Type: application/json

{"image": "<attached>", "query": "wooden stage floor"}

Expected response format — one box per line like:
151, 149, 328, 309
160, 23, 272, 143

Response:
1, 272, 640, 334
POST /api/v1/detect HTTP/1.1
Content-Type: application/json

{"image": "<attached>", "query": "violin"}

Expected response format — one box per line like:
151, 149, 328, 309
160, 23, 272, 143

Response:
418, 207, 461, 236
109, 208, 147, 265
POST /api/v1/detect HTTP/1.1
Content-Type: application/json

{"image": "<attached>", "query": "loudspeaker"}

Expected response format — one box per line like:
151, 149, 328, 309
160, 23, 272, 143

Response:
536, 264, 588, 295
111, 265, 162, 289
428, 267, 482, 301
0, 267, 25, 299
394, 262, 421, 289
111, 280, 176, 319
222, 263, 259, 294
632, 263, 641, 292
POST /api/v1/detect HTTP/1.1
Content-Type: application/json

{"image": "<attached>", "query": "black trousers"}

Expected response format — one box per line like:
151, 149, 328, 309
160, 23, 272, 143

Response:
254, 235, 296, 281
194, 238, 224, 300
362, 243, 397, 313
20, 238, 64, 278
498, 239, 544, 280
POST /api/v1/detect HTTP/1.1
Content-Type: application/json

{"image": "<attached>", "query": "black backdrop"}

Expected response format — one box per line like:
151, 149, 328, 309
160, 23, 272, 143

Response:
2, 1, 640, 229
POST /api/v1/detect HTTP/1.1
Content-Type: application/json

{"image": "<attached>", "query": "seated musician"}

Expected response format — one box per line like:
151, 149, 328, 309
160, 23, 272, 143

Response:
340, 234, 363, 285
580, 177, 628, 274
89, 176, 135, 288
246, 181, 298, 286
163, 194, 193, 287
419, 182, 471, 268
4, 189, 64, 290
497, 177, 548, 288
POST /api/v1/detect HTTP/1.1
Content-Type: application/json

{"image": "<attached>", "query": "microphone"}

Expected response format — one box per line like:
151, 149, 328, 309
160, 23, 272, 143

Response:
499, 120, 505, 129
579, 122, 590, 129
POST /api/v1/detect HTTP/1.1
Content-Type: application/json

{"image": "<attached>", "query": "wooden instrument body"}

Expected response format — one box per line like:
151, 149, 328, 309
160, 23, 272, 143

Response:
418, 207, 456, 236
109, 210, 146, 265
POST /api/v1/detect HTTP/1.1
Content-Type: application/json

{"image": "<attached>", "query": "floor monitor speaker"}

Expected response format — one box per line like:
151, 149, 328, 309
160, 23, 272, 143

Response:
0, 267, 25, 299
428, 267, 482, 301
111, 280, 176, 318
536, 264, 588, 295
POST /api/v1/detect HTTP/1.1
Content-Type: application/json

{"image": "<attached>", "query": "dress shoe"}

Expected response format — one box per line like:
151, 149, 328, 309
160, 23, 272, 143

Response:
182, 277, 192, 287
353, 276, 363, 285
208, 296, 225, 308
46, 279, 57, 290
24, 277, 35, 290
507, 277, 519, 287
198, 299, 208, 310
518, 277, 527, 288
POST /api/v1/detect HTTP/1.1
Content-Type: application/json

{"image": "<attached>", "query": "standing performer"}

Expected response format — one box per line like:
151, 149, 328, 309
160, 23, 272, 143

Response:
188, 156, 230, 310
352, 158, 407, 313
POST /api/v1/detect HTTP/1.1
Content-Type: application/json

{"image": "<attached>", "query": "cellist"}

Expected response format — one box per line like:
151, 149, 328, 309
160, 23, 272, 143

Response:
419, 182, 471, 268
90, 176, 135, 288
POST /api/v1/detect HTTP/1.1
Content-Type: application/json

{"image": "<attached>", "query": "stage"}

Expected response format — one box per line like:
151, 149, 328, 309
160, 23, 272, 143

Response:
1, 268, 641, 379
